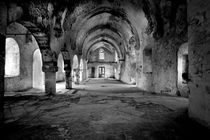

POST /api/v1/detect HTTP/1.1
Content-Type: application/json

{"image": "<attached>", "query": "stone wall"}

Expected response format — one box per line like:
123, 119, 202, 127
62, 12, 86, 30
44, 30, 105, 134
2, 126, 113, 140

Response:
88, 48, 115, 62
136, 34, 154, 91
88, 63, 115, 78
88, 47, 116, 78
152, 39, 178, 95
140, 0, 188, 95
188, 0, 210, 128
5, 23, 39, 92
56, 53, 65, 82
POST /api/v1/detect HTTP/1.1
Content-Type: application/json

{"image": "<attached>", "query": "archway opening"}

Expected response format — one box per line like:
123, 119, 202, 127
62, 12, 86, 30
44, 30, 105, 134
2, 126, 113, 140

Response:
177, 43, 189, 97
32, 49, 44, 89
72, 55, 79, 85
5, 38, 20, 77
56, 53, 65, 82
56, 53, 66, 92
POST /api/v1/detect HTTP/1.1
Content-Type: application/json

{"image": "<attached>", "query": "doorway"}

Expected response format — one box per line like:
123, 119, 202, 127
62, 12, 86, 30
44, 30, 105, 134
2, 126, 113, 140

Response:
99, 67, 105, 78
91, 67, 95, 78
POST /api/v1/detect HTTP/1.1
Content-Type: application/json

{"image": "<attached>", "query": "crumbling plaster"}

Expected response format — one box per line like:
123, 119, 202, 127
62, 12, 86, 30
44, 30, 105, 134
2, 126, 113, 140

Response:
5, 22, 39, 92
188, 0, 210, 128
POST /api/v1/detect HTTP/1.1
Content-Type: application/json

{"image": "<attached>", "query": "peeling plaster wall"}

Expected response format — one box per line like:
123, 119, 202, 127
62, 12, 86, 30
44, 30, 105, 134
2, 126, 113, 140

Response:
120, 38, 137, 85
5, 23, 39, 92
152, 39, 178, 95
136, 34, 154, 91
120, 54, 136, 84
141, 0, 187, 95
188, 0, 210, 128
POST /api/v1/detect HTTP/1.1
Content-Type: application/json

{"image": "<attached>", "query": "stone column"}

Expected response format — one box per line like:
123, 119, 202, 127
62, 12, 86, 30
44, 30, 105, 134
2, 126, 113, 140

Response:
82, 60, 87, 81
75, 69, 80, 84
65, 70, 72, 89
42, 65, 58, 95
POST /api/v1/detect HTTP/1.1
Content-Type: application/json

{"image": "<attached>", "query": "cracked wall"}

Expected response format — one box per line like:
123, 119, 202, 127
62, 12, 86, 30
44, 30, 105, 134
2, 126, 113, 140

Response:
5, 23, 39, 92
188, 0, 210, 128
141, 0, 187, 95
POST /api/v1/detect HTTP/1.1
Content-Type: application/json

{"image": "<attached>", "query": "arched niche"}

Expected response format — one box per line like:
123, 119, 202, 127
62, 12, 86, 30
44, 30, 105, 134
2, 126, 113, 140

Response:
33, 49, 44, 89
5, 38, 20, 77
56, 53, 65, 82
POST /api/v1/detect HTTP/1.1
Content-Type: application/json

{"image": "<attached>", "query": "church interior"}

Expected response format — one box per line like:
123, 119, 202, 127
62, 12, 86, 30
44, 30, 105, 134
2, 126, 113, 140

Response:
0, 0, 210, 139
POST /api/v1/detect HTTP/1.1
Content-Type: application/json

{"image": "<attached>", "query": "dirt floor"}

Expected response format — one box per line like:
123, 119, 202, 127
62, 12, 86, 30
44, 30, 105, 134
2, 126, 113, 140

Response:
3, 78, 210, 140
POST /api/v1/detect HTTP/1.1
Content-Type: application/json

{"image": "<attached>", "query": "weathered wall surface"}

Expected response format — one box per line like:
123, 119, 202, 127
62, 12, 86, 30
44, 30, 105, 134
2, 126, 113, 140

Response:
0, 1, 6, 127
141, 0, 187, 95
120, 41, 137, 84
5, 23, 38, 92
188, 0, 210, 128
152, 39, 178, 95
88, 48, 115, 62
120, 55, 136, 84
136, 34, 154, 91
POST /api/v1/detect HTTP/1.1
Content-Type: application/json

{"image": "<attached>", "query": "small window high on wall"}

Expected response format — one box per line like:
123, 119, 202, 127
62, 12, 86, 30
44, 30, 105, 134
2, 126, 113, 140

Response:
99, 48, 104, 60
5, 38, 20, 77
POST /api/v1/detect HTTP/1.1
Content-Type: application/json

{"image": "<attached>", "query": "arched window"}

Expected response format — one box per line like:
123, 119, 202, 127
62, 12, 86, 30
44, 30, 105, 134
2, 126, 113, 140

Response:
33, 49, 44, 89
5, 38, 20, 77
99, 48, 104, 60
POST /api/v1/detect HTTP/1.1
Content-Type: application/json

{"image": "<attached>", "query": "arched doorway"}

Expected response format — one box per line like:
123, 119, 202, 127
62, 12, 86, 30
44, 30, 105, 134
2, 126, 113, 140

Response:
33, 49, 44, 89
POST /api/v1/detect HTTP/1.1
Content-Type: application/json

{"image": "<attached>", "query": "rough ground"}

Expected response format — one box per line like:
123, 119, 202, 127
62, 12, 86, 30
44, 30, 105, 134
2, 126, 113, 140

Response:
4, 79, 210, 140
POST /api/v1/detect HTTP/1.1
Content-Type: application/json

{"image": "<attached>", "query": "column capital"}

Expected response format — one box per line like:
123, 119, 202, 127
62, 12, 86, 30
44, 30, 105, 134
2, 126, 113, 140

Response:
42, 65, 58, 72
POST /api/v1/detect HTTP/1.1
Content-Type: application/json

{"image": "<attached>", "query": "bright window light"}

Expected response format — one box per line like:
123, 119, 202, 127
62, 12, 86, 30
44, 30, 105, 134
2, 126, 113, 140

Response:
5, 38, 20, 77
99, 48, 104, 60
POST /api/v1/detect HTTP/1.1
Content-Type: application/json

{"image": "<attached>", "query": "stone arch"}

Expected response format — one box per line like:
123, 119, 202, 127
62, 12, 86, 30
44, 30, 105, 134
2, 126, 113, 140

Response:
17, 21, 56, 65
84, 37, 124, 60
5, 22, 40, 92
70, 6, 140, 52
